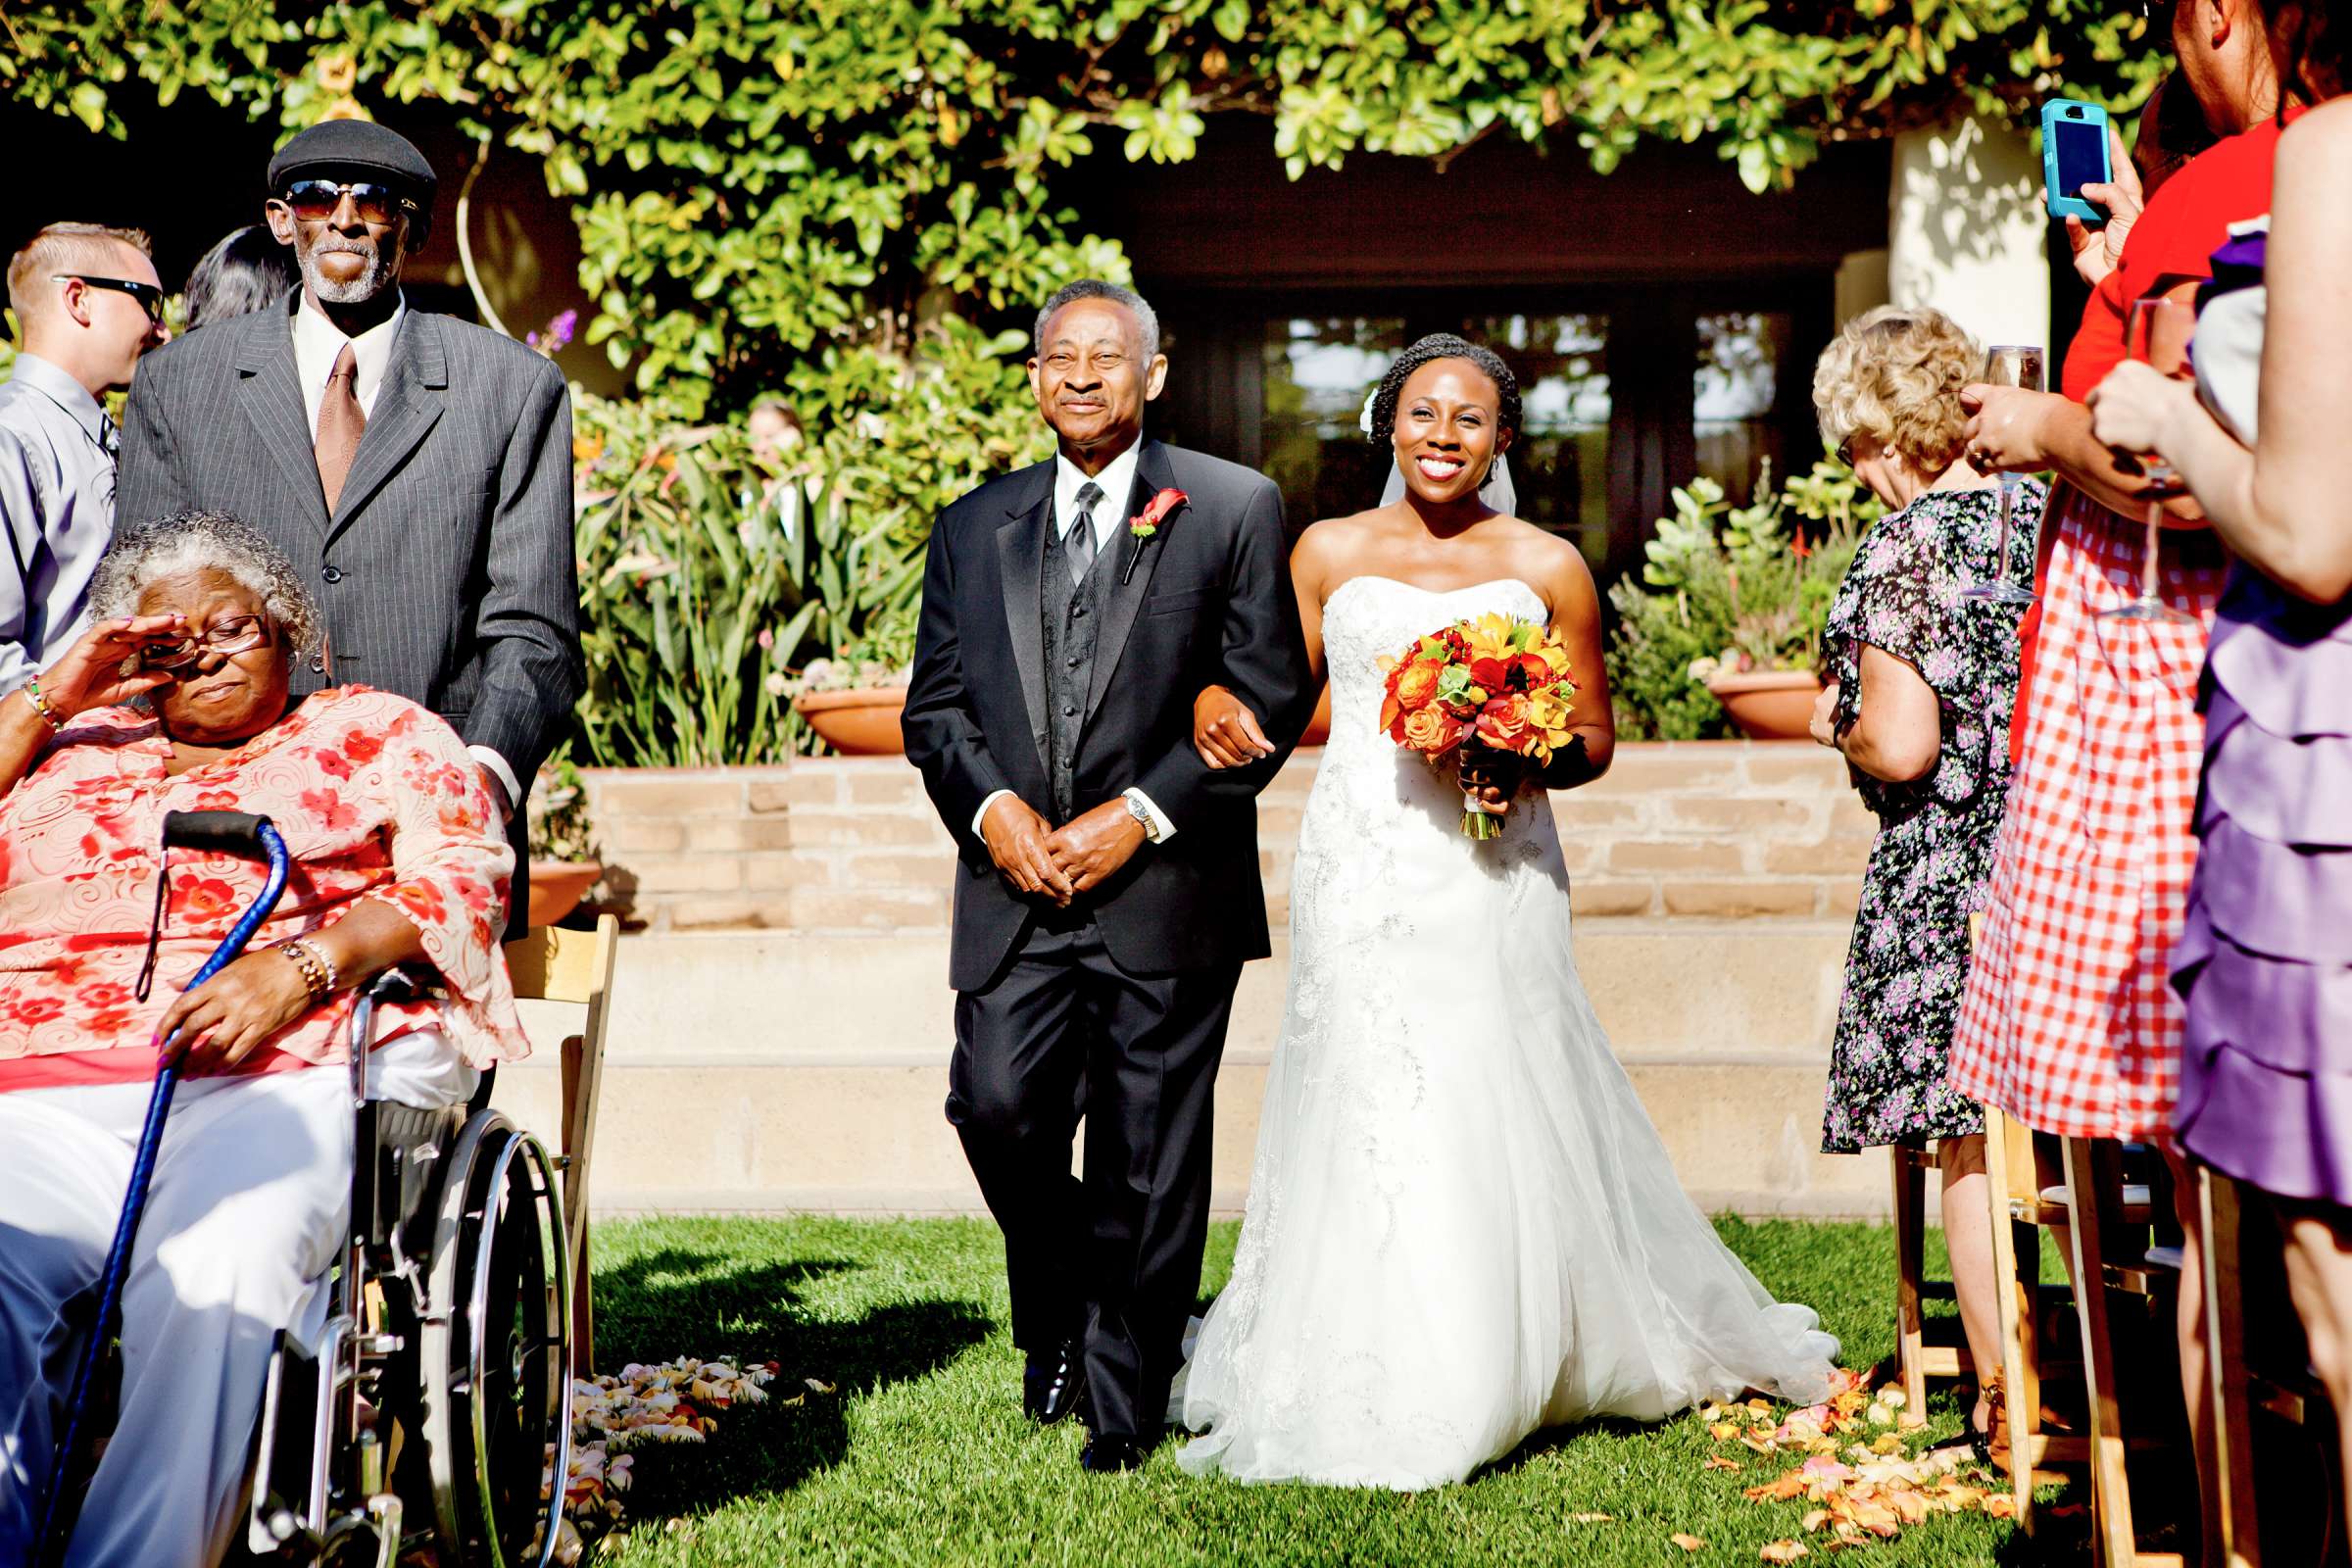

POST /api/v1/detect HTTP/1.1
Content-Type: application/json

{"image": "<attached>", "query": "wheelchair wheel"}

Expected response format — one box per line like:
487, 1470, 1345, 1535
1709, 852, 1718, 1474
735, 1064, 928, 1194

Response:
418, 1109, 570, 1568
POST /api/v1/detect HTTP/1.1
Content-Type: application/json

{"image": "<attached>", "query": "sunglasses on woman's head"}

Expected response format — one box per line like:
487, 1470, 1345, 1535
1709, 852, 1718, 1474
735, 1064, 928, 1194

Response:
51, 274, 165, 325
275, 179, 418, 226
136, 615, 269, 672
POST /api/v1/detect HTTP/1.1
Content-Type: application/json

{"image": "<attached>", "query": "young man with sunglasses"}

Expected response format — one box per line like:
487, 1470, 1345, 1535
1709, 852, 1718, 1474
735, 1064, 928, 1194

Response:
0, 222, 170, 689
117, 120, 581, 929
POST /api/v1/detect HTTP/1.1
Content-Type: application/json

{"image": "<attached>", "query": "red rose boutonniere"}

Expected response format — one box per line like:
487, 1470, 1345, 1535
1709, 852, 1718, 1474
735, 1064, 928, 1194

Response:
1122, 486, 1187, 583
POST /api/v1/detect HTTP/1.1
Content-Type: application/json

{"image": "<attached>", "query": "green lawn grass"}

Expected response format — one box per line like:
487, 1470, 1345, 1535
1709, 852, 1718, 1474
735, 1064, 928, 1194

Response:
587, 1215, 2053, 1566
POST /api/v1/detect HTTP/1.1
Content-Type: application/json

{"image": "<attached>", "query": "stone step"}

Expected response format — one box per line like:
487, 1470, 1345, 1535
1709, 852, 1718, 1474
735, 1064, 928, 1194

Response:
514, 924, 1853, 1063
489, 1053, 1888, 1222
492, 925, 1884, 1222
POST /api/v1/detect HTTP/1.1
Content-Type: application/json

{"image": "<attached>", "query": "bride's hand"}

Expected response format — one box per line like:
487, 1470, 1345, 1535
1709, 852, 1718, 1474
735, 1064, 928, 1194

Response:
1194, 684, 1273, 768
1457, 748, 1521, 816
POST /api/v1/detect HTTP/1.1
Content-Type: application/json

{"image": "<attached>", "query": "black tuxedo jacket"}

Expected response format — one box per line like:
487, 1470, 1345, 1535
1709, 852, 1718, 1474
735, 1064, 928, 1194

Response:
906, 439, 1312, 990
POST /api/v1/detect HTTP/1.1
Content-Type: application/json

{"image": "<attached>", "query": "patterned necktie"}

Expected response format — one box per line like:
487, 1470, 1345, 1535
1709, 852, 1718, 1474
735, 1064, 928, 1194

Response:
97, 414, 120, 461
316, 342, 367, 511
1066, 480, 1103, 586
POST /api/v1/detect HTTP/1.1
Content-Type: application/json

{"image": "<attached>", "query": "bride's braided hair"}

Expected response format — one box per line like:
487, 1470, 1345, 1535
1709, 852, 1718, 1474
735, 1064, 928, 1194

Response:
1367, 333, 1521, 447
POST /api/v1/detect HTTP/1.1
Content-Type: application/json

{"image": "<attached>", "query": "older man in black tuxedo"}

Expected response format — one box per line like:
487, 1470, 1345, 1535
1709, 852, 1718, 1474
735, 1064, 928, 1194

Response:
906, 280, 1311, 1472
117, 120, 580, 923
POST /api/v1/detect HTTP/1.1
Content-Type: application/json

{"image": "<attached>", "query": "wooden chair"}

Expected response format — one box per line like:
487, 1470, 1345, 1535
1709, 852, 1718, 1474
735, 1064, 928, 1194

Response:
2058, 1135, 2188, 1568
503, 915, 618, 1375
1984, 1105, 2088, 1530
2201, 1165, 2345, 1568
1892, 1143, 1974, 1426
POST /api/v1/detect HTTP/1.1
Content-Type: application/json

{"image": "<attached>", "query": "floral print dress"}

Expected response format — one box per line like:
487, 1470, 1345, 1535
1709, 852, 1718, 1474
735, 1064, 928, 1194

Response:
1819, 482, 2043, 1153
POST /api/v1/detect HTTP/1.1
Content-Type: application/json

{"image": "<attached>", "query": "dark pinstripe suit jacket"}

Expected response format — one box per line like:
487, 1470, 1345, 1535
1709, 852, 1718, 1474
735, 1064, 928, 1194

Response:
114, 292, 583, 795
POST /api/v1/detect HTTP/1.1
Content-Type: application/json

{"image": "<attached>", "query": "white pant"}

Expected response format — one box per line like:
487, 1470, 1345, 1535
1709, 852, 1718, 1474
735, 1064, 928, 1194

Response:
0, 1033, 472, 1568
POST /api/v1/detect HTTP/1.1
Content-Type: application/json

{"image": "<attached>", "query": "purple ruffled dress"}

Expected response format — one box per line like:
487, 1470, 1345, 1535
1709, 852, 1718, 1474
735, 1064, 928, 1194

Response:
2171, 222, 2352, 1202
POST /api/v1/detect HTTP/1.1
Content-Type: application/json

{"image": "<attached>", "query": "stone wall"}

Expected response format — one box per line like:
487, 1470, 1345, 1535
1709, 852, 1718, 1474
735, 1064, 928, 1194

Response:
579, 740, 1873, 934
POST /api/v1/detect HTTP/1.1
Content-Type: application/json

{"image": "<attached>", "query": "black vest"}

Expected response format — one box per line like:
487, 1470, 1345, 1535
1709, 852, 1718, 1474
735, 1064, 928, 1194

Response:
1040, 516, 1118, 822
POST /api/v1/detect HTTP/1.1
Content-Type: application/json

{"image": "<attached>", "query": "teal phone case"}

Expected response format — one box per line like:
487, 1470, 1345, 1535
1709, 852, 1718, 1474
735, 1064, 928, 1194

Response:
2042, 98, 2112, 222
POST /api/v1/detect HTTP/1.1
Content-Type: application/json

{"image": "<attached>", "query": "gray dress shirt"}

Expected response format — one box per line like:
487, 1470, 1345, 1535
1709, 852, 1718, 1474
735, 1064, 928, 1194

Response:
0, 355, 113, 687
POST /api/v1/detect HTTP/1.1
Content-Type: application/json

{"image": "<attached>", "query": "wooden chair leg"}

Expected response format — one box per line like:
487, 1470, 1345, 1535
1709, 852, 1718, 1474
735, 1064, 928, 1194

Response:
561, 1029, 595, 1375
2064, 1135, 2140, 1568
1894, 1146, 1931, 1429
2201, 1167, 2261, 1568
1984, 1108, 2037, 1528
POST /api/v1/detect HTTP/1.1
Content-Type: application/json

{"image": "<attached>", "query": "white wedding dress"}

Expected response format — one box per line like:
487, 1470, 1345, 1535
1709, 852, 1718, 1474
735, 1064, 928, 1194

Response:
1174, 575, 1839, 1490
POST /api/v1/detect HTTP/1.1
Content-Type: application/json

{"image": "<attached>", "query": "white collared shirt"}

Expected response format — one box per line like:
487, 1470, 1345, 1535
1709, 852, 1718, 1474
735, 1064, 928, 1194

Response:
1053, 440, 1140, 557
290, 290, 408, 438
287, 289, 519, 816
969, 438, 1173, 846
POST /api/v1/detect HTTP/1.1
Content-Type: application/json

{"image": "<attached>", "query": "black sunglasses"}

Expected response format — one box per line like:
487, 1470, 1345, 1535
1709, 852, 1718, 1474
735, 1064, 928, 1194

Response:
275, 178, 418, 226
51, 273, 165, 324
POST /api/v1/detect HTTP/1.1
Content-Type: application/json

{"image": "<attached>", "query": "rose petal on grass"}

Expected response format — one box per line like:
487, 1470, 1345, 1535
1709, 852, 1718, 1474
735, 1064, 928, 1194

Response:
1704, 1455, 1742, 1472
1670, 1533, 1708, 1551
1568, 1512, 1615, 1523
1759, 1543, 1810, 1563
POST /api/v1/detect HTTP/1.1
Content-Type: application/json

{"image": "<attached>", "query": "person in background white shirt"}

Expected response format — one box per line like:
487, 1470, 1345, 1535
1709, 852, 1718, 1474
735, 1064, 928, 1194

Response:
0, 222, 171, 687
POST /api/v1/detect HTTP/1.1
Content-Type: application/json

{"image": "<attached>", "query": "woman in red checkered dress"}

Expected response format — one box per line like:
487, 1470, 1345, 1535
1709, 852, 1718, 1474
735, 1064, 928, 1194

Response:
1945, 36, 2286, 1481
1948, 109, 2286, 1139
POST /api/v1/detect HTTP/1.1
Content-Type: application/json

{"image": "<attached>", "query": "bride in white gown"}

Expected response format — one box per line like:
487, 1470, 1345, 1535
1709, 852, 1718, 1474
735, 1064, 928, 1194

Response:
1173, 334, 1838, 1491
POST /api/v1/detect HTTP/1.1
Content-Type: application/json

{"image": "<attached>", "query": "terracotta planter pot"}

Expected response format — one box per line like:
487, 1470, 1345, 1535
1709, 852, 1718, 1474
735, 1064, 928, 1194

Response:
1299, 684, 1333, 747
1704, 669, 1824, 742
526, 859, 602, 927
795, 686, 908, 756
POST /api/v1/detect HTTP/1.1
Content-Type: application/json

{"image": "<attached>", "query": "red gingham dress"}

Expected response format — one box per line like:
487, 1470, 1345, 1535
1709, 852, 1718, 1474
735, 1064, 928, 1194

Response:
1947, 487, 2229, 1139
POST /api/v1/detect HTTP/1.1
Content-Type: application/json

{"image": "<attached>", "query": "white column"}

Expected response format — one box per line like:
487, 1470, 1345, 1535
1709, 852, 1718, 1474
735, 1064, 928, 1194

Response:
1886, 117, 2051, 351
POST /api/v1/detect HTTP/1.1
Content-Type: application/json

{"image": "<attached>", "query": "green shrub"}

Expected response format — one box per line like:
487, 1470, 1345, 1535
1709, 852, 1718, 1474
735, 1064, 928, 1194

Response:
1606, 460, 1881, 741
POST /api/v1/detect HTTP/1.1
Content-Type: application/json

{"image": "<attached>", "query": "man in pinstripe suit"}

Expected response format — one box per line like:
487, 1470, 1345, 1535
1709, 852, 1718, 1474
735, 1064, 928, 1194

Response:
116, 122, 580, 922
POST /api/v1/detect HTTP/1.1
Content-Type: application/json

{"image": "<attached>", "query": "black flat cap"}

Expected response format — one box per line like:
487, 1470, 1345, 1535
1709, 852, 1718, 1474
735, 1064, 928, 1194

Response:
267, 121, 438, 204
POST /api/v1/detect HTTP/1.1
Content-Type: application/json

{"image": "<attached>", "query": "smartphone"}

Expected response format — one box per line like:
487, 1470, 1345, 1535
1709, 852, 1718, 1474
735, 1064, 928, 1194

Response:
2041, 98, 2113, 222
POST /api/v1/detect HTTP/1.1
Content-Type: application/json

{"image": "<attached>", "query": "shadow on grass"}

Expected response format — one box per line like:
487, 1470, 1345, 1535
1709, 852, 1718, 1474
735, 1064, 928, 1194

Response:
591, 1245, 994, 1509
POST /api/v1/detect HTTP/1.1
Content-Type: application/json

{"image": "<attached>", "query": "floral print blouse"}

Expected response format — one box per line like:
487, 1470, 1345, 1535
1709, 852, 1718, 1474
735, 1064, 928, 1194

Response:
0, 685, 528, 1093
1818, 481, 2043, 1152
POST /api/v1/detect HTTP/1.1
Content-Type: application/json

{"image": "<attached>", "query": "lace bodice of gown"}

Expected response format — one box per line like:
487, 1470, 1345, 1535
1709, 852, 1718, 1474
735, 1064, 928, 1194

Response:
1174, 574, 1838, 1491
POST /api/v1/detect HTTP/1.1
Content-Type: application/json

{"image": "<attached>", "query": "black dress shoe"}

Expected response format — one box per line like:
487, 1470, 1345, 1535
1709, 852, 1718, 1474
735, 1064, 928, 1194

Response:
1078, 1434, 1147, 1473
1021, 1338, 1084, 1425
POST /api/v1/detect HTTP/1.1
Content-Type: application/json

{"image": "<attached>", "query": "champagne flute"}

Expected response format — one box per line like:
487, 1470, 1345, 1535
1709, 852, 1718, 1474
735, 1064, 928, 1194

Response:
2095, 299, 2200, 628
1960, 344, 2045, 605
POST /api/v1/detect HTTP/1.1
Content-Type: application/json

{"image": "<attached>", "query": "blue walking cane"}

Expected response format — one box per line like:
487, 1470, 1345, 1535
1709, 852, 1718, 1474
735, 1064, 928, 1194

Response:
30, 809, 290, 1568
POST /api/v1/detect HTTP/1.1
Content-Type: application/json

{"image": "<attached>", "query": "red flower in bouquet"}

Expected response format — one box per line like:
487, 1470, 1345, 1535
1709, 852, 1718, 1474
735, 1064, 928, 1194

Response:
1379, 612, 1581, 839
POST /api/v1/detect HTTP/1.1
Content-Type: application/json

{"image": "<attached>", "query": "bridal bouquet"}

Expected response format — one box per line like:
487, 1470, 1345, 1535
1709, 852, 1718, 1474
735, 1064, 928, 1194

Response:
1379, 612, 1580, 839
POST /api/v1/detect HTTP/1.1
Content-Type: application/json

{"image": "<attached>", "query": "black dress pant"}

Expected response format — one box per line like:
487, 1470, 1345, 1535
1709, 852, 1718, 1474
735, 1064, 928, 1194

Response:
947, 909, 1239, 1442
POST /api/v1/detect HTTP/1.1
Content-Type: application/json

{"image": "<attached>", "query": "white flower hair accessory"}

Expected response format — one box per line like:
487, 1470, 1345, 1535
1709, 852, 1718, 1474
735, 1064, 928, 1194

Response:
1359, 388, 1378, 440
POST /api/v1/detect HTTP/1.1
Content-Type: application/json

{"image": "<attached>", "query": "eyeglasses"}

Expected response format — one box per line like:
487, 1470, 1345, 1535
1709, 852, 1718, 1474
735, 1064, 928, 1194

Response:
1835, 435, 1857, 466
51, 274, 165, 324
137, 615, 270, 672
275, 179, 418, 226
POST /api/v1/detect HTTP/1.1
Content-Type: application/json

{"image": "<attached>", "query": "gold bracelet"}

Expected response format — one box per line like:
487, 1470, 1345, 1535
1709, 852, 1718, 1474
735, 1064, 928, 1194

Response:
21, 679, 61, 732
279, 940, 330, 1002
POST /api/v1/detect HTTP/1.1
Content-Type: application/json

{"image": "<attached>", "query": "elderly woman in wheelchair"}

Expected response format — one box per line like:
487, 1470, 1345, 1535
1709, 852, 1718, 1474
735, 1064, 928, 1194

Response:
0, 512, 538, 1568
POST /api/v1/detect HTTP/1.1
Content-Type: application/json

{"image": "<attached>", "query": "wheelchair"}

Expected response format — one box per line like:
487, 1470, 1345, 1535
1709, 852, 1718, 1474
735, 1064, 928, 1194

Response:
242, 969, 572, 1568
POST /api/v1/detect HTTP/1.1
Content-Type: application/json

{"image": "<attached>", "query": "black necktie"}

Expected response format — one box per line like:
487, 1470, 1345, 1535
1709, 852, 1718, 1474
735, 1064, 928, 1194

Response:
1067, 481, 1102, 585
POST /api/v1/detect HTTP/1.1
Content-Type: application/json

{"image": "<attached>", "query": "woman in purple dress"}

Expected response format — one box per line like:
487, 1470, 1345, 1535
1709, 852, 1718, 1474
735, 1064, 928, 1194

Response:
2088, 5, 2352, 1522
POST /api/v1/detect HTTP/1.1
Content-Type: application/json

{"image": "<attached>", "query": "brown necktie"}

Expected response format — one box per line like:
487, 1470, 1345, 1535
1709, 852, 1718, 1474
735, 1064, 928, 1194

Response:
316, 343, 366, 511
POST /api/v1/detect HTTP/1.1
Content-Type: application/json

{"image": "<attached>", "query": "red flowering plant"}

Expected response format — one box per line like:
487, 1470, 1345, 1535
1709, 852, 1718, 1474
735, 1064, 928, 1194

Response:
1379, 612, 1581, 840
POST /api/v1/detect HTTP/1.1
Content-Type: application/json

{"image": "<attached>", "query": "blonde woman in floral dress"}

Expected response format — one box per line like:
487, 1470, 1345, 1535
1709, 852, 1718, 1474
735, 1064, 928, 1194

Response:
1807, 307, 2042, 1462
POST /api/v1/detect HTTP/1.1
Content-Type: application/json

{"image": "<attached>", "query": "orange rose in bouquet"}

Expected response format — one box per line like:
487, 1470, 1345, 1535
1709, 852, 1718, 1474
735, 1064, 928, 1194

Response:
1378, 612, 1581, 839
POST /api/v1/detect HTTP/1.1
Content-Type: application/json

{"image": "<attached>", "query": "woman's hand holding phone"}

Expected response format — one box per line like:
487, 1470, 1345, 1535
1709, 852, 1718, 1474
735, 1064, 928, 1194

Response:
2065, 124, 2144, 288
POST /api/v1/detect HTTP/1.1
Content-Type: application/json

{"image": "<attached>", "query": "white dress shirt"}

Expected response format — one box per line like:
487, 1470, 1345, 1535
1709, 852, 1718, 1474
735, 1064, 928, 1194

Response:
291, 290, 406, 435
289, 293, 521, 815
971, 439, 1175, 845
